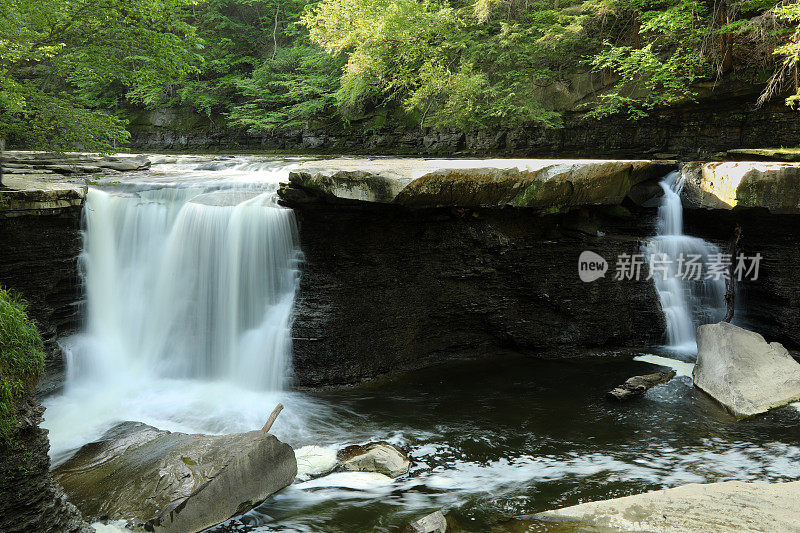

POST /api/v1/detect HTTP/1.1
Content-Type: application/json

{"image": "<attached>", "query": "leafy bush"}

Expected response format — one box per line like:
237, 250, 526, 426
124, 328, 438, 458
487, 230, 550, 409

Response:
0, 288, 45, 442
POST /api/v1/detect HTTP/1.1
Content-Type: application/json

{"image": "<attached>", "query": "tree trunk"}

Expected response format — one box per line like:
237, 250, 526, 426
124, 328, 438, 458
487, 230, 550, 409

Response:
724, 224, 741, 322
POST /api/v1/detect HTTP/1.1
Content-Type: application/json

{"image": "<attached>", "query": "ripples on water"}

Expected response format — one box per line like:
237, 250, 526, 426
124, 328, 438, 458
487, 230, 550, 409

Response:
40, 156, 800, 532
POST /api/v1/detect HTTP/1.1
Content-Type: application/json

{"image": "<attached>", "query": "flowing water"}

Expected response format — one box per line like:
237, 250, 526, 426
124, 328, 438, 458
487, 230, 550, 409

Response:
642, 171, 726, 354
41, 157, 800, 532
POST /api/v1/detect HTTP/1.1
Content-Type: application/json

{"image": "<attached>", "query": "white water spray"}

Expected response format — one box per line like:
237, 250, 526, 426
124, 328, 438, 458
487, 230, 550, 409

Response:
43, 159, 322, 460
643, 171, 726, 353
76, 187, 299, 389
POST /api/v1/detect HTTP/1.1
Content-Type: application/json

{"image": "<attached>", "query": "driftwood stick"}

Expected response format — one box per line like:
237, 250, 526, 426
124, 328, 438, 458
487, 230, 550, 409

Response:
724, 224, 741, 323
261, 403, 284, 433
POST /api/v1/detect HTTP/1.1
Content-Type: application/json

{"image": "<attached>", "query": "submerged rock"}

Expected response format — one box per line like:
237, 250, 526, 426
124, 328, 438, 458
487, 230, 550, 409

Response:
512, 480, 800, 532
607, 370, 676, 401
338, 442, 410, 478
694, 322, 800, 417
295, 445, 338, 480
54, 421, 297, 532
406, 510, 447, 533
294, 471, 394, 490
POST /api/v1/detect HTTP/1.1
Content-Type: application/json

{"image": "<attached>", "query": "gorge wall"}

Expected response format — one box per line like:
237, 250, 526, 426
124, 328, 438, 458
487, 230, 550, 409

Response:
280, 160, 675, 387
289, 203, 666, 387
0, 395, 91, 533
129, 92, 800, 158
0, 177, 86, 395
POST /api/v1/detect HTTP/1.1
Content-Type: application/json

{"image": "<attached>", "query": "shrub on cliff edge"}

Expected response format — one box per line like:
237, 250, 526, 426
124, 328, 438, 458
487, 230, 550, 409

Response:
0, 287, 44, 441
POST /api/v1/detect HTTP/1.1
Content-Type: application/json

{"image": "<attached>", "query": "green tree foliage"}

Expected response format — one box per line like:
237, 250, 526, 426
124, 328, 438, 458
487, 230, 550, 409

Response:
170, 0, 343, 132
4, 0, 800, 144
0, 0, 201, 151
0, 287, 45, 442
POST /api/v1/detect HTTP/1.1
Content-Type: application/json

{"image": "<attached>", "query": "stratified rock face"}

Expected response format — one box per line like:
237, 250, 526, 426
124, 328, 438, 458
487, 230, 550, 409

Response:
682, 161, 800, 213
515, 480, 800, 532
3, 151, 150, 175
0, 398, 91, 533
693, 322, 800, 417
338, 442, 410, 478
289, 203, 665, 387
54, 422, 298, 532
0, 176, 86, 395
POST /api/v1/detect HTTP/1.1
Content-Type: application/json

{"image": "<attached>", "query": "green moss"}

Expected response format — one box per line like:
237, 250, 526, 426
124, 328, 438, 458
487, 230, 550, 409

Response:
511, 181, 544, 207
0, 287, 45, 442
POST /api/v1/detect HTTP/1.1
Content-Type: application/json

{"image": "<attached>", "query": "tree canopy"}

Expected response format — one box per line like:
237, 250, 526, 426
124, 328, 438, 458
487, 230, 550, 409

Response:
3, 0, 800, 149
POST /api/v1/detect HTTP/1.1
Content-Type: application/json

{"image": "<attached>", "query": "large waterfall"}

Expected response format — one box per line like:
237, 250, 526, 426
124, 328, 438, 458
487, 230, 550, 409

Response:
43, 158, 313, 459
643, 171, 726, 352
77, 187, 298, 390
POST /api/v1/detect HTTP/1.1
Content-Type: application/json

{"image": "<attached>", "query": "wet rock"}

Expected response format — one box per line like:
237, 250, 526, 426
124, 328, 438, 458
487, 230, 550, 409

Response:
512, 480, 800, 532
295, 445, 337, 480
607, 370, 676, 401
54, 421, 297, 532
0, 397, 91, 533
406, 510, 447, 533
338, 442, 410, 478
694, 322, 800, 417
289, 202, 665, 387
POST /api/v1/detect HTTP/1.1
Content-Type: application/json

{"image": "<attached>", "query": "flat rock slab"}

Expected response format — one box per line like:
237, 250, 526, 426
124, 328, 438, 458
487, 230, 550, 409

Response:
54, 422, 297, 532
279, 158, 675, 211
681, 161, 800, 213
694, 322, 800, 417
512, 480, 800, 532
1, 175, 87, 217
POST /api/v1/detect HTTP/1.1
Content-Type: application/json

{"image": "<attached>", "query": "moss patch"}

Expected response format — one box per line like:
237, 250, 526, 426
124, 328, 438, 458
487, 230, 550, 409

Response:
0, 287, 45, 441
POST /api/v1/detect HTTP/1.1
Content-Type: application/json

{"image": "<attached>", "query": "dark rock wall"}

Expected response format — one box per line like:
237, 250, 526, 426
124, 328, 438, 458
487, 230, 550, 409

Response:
0, 397, 91, 533
129, 96, 800, 157
290, 203, 666, 387
0, 208, 84, 395
684, 208, 800, 349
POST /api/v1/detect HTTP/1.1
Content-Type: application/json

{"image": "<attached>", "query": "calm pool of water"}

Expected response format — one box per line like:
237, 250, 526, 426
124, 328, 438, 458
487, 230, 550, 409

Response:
210, 350, 800, 532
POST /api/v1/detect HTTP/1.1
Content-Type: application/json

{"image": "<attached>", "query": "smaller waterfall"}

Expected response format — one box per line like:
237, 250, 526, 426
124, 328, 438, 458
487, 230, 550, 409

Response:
643, 171, 726, 352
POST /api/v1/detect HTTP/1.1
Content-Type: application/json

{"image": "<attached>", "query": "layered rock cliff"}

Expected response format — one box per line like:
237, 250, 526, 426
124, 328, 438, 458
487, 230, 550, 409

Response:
280, 160, 672, 386
280, 158, 800, 386
0, 175, 86, 395
0, 396, 91, 533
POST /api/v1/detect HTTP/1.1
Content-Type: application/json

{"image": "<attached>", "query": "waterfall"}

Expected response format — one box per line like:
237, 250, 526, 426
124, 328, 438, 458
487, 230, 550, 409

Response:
44, 160, 313, 459
643, 171, 726, 353
75, 187, 299, 390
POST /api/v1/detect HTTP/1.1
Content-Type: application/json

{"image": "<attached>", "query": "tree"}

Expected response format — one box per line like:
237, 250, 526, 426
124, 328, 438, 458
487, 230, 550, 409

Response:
0, 0, 201, 151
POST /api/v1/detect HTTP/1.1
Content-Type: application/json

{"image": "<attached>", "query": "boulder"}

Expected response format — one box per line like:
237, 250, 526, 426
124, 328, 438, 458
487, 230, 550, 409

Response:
607, 370, 676, 401
511, 480, 800, 532
338, 442, 410, 478
693, 322, 800, 417
406, 510, 447, 533
53, 421, 297, 532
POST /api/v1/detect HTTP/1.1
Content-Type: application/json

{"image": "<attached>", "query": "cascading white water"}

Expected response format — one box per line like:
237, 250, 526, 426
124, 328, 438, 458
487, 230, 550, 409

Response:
76, 187, 299, 390
643, 171, 726, 352
43, 158, 322, 460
